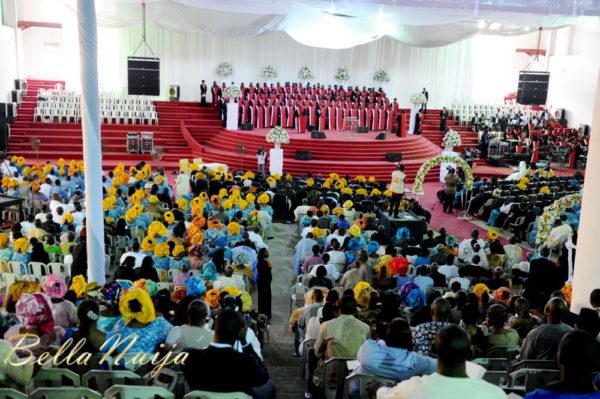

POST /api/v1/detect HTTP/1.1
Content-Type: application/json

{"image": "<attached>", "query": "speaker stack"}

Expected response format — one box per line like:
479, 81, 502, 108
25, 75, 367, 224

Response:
127, 57, 160, 96
0, 116, 8, 153
517, 71, 550, 105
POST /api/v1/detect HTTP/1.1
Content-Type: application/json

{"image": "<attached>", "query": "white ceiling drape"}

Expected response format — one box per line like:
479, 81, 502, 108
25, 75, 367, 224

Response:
17, 0, 600, 49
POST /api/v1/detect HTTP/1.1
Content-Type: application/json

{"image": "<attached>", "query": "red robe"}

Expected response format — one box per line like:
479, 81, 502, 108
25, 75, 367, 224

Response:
531, 140, 540, 163
308, 106, 316, 127
257, 105, 264, 129
241, 103, 248, 125
249, 104, 256, 126
279, 106, 287, 127
270, 105, 277, 127
300, 106, 308, 133
365, 108, 372, 130
286, 105, 294, 128
385, 109, 393, 131
378, 108, 385, 131
211, 85, 219, 107
373, 108, 379, 131
318, 109, 326, 131
336, 106, 343, 130
264, 106, 272, 128
327, 107, 335, 130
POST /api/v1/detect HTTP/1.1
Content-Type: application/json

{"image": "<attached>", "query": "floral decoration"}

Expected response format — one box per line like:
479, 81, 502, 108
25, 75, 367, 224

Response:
261, 65, 278, 78
266, 125, 290, 145
412, 154, 473, 194
334, 67, 350, 82
442, 129, 462, 149
373, 68, 390, 82
409, 92, 427, 105
298, 66, 314, 80
535, 193, 582, 247
223, 85, 241, 100
216, 62, 233, 77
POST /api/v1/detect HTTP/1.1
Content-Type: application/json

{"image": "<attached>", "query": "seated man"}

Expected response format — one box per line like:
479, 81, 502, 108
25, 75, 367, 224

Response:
524, 330, 600, 399
412, 298, 453, 356
374, 325, 506, 398
357, 318, 436, 382
183, 309, 275, 398
213, 265, 247, 291
166, 299, 213, 352
521, 297, 573, 361
308, 253, 340, 281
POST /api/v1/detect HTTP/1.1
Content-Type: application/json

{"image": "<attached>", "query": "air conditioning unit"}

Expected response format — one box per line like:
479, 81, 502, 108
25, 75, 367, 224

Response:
168, 85, 179, 101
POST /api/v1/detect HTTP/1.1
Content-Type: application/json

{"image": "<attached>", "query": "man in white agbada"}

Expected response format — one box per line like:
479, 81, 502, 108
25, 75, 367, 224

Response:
175, 171, 190, 199
547, 215, 573, 250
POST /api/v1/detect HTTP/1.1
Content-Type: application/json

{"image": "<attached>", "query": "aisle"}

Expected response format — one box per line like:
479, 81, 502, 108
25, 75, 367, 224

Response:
258, 222, 305, 398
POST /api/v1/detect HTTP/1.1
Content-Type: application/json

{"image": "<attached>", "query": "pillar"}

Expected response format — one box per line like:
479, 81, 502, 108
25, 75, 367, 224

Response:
77, 0, 105, 285
571, 69, 600, 313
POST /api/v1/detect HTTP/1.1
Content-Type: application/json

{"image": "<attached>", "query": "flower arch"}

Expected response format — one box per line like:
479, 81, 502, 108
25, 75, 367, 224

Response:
535, 193, 582, 247
412, 154, 473, 194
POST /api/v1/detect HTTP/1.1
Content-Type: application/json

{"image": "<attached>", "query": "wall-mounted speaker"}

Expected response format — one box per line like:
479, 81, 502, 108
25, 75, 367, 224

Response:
311, 131, 326, 139
127, 57, 160, 96
168, 85, 180, 101
295, 150, 311, 160
517, 71, 549, 105
385, 152, 402, 162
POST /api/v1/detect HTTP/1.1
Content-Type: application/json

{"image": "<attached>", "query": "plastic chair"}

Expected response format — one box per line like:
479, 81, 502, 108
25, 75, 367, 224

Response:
321, 357, 356, 399
482, 370, 509, 385
47, 262, 69, 278
300, 339, 316, 379
8, 261, 27, 276
507, 368, 561, 393
472, 358, 511, 372
82, 370, 145, 394
103, 385, 174, 399
31, 368, 81, 389
485, 346, 520, 360
145, 368, 186, 399
342, 373, 396, 399
29, 388, 101, 399
28, 262, 48, 278
0, 388, 27, 399
511, 360, 558, 371
184, 392, 251, 399
290, 284, 308, 313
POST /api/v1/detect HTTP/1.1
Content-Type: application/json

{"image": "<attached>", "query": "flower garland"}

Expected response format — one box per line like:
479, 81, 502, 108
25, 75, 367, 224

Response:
535, 193, 582, 247
216, 62, 233, 77
261, 65, 278, 79
409, 92, 427, 105
442, 129, 462, 149
298, 66, 314, 80
412, 154, 473, 194
266, 125, 290, 145
335, 67, 350, 82
223, 86, 241, 100
373, 68, 390, 82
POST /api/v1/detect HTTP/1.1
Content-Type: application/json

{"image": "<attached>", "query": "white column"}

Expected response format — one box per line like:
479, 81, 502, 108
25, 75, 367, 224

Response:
408, 105, 418, 135
77, 0, 105, 285
571, 69, 600, 313
226, 102, 239, 130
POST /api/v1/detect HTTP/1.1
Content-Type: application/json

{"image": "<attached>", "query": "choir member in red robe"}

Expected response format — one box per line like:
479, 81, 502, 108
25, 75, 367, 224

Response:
385, 106, 393, 132
256, 102, 264, 129
308, 102, 317, 129
270, 101, 278, 127
377, 106, 385, 131
286, 103, 294, 128
365, 105, 373, 130
336, 103, 343, 131
317, 104, 326, 131
300, 104, 308, 133
264, 102, 272, 128
372, 106, 379, 131
327, 104, 335, 130
211, 82, 219, 107
530, 139, 540, 163
279, 104, 287, 127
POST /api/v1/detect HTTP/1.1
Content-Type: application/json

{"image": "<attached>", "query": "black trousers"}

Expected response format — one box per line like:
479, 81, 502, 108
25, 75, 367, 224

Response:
389, 193, 404, 217
443, 192, 454, 213
258, 285, 272, 319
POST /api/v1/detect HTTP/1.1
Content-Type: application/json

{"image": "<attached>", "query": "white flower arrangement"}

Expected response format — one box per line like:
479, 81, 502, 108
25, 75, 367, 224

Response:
261, 65, 278, 79
412, 154, 473, 194
266, 125, 290, 145
535, 193, 581, 247
442, 129, 462, 149
373, 68, 390, 82
298, 66, 314, 80
335, 67, 350, 82
223, 85, 241, 100
410, 92, 427, 105
216, 62, 233, 77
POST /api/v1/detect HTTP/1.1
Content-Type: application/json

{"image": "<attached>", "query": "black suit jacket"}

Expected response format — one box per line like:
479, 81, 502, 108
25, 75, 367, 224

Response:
183, 344, 269, 395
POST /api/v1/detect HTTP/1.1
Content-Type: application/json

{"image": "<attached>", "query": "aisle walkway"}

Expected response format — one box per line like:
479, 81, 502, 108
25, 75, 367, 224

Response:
259, 222, 305, 398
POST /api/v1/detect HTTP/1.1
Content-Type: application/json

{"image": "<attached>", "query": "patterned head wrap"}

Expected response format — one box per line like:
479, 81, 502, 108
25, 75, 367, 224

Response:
16, 293, 55, 335
119, 288, 156, 324
43, 274, 68, 299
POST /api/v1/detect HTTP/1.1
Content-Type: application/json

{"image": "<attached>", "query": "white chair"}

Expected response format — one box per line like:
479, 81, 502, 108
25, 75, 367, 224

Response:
184, 391, 252, 399
47, 262, 69, 278
28, 262, 48, 278
29, 388, 101, 399
104, 385, 174, 399
156, 282, 172, 292
8, 261, 27, 276
81, 370, 145, 394
0, 388, 28, 399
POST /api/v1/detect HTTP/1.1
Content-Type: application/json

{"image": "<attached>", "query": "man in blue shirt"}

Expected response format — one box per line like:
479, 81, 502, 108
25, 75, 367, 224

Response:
356, 318, 436, 382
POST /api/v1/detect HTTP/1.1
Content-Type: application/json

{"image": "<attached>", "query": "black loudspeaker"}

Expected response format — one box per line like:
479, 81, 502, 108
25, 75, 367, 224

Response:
375, 132, 386, 140
0, 119, 8, 152
127, 57, 160, 96
10, 90, 21, 105
356, 126, 368, 133
517, 71, 549, 105
311, 131, 327, 139
0, 103, 6, 119
6, 103, 16, 122
240, 123, 254, 131
581, 124, 590, 136
385, 153, 402, 162
295, 150, 311, 160
168, 85, 179, 101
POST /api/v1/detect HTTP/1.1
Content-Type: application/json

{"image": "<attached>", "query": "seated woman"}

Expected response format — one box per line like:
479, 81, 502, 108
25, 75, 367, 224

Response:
308, 266, 333, 289
104, 288, 173, 358
4, 292, 65, 356
43, 274, 77, 330
485, 304, 519, 351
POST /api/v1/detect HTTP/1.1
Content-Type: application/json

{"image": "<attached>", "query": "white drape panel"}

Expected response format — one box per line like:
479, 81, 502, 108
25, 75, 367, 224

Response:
93, 28, 481, 106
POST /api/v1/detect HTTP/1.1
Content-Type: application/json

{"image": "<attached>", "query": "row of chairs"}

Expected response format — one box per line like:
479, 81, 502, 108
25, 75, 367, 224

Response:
36, 100, 155, 112
37, 88, 155, 106
0, 388, 251, 399
33, 107, 159, 125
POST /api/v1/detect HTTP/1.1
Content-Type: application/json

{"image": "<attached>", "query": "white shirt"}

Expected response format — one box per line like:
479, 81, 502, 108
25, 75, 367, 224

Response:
301, 226, 315, 238
326, 250, 346, 272
449, 277, 471, 290
49, 199, 63, 214
248, 231, 267, 250
326, 233, 346, 247
257, 153, 267, 165
390, 170, 406, 194
547, 224, 573, 249
213, 274, 247, 291
20, 221, 34, 235
72, 211, 84, 227
309, 262, 340, 281
165, 325, 213, 352
437, 264, 459, 280
120, 251, 146, 268
40, 183, 51, 199
377, 372, 506, 399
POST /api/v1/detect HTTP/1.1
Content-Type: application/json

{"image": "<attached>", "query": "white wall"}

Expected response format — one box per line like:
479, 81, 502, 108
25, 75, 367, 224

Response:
20, 26, 64, 80
0, 25, 18, 102
547, 27, 600, 128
